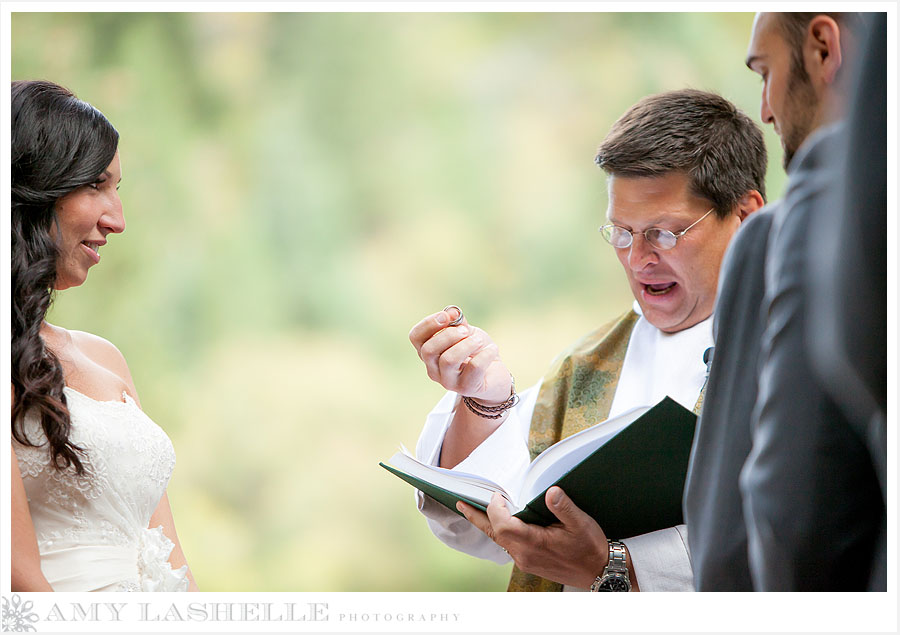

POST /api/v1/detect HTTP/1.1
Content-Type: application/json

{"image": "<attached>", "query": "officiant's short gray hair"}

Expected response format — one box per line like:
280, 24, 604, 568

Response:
595, 89, 767, 219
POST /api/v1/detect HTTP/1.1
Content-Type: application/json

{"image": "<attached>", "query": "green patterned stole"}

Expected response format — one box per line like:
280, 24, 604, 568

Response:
507, 309, 639, 593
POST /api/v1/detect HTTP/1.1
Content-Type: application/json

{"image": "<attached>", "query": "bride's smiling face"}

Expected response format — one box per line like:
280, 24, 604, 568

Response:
52, 151, 125, 291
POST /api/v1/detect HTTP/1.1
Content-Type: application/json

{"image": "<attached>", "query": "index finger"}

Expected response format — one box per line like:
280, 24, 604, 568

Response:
456, 501, 493, 537
408, 308, 470, 350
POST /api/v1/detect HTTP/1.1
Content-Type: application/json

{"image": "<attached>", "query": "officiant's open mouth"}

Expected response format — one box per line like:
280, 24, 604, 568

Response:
644, 282, 677, 296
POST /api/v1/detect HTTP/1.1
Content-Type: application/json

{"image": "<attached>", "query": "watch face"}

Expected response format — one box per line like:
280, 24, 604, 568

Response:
599, 575, 630, 592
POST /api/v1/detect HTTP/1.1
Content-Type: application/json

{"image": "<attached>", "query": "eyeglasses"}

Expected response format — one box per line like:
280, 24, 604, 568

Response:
598, 208, 716, 250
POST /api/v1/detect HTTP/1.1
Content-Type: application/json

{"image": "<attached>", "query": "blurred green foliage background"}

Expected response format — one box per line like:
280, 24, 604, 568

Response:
11, 11, 786, 591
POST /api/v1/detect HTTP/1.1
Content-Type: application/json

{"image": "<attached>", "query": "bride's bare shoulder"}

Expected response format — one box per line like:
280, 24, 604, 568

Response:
71, 330, 133, 377
68, 329, 126, 366
59, 328, 139, 403
42, 323, 140, 403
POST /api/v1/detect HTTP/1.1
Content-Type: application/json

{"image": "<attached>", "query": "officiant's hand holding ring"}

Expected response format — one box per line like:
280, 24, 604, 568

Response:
408, 307, 512, 408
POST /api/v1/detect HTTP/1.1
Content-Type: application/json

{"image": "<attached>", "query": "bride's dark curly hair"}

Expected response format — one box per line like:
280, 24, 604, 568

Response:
11, 80, 119, 474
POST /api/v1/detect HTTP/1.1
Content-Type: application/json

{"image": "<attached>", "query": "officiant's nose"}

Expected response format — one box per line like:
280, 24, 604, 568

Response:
627, 234, 659, 271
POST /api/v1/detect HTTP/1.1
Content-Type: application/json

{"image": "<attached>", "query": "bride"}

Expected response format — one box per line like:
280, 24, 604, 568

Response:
11, 80, 197, 592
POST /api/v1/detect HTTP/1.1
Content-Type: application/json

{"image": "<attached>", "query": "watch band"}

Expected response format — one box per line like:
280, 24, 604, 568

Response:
590, 540, 631, 592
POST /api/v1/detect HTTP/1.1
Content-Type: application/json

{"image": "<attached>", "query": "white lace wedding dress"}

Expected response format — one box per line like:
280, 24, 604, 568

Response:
14, 386, 189, 592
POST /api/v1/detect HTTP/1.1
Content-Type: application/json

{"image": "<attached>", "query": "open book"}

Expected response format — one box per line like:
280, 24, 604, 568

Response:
380, 396, 697, 539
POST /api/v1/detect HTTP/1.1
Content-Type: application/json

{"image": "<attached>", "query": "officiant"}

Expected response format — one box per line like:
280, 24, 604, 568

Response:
407, 89, 766, 592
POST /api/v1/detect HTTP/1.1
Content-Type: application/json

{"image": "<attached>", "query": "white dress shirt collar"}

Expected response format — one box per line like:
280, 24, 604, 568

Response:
607, 301, 713, 419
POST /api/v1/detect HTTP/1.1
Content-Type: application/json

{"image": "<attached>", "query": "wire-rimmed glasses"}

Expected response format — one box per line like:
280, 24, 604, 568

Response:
599, 207, 716, 250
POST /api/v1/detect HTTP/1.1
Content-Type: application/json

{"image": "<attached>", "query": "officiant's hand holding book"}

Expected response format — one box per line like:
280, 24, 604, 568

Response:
380, 396, 697, 539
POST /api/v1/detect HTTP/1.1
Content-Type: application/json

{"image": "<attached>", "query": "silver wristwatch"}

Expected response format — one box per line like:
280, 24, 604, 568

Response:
590, 540, 632, 592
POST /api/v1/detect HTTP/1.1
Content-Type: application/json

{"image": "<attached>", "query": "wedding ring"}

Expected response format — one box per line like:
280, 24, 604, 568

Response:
443, 305, 464, 326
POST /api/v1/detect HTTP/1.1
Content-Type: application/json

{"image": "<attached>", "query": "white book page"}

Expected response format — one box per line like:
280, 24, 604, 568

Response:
518, 404, 651, 503
390, 448, 515, 506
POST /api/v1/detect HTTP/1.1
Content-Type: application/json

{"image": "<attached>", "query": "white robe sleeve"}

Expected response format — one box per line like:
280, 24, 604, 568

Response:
621, 525, 693, 592
414, 383, 540, 564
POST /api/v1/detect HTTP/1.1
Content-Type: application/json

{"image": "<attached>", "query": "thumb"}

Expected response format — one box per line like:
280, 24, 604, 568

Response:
545, 486, 587, 527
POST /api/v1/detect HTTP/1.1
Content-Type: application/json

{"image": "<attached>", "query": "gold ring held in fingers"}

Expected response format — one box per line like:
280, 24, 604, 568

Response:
443, 305, 464, 326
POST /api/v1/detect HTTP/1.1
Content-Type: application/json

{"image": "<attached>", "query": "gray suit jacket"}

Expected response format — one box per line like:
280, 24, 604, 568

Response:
684, 206, 775, 591
740, 127, 885, 590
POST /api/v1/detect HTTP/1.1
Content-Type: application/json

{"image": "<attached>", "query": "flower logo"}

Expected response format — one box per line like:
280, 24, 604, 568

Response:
1, 594, 39, 632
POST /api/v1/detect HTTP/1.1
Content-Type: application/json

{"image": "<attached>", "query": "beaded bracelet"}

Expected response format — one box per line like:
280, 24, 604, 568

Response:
461, 376, 519, 419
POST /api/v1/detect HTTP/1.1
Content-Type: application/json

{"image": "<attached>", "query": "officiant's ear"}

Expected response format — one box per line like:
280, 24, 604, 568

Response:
735, 190, 765, 221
